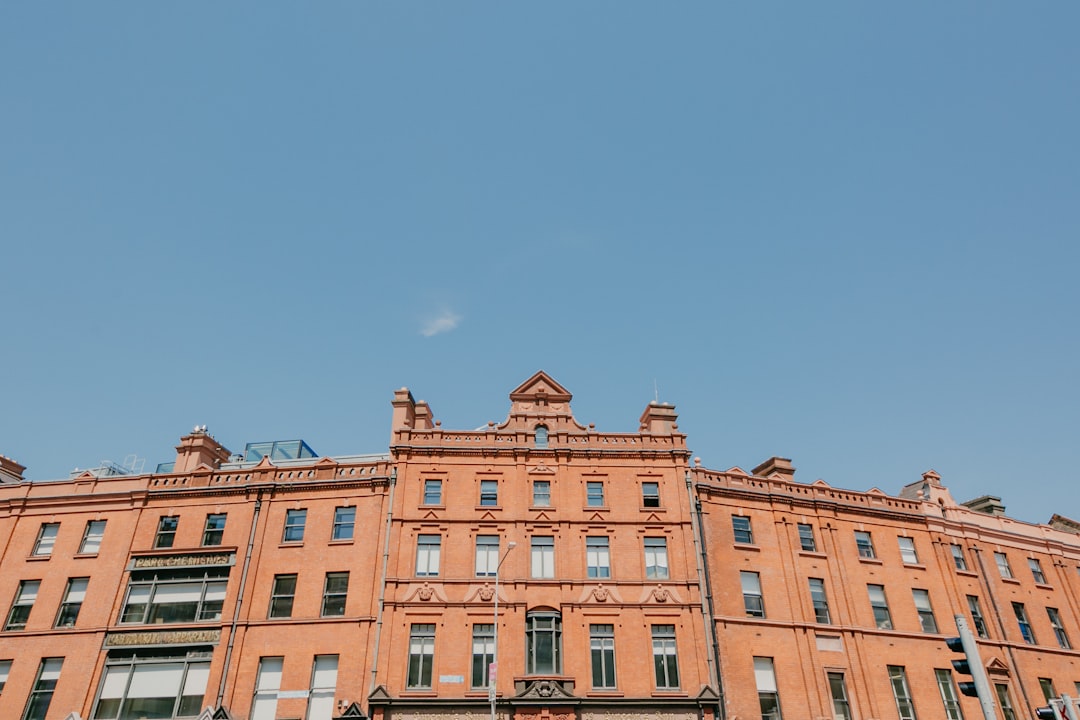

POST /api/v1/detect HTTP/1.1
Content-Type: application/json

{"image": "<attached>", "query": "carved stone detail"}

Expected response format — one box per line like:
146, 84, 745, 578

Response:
478, 585, 495, 601
652, 585, 670, 602
592, 585, 609, 602
418, 584, 434, 601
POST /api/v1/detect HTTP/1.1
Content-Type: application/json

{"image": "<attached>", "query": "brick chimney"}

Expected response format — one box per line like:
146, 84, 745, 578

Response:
0, 455, 25, 483
173, 427, 231, 473
962, 495, 1007, 517
752, 457, 795, 480
639, 402, 678, 435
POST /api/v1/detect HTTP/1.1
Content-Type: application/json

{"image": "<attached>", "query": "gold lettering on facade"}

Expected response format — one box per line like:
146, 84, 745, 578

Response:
133, 553, 233, 569
105, 629, 221, 646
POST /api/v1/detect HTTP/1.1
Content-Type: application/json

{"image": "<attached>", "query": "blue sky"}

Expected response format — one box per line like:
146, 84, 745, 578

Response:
2, 4, 1077, 524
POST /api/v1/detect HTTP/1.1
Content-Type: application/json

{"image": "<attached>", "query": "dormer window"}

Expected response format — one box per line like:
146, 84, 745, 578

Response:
535, 425, 549, 448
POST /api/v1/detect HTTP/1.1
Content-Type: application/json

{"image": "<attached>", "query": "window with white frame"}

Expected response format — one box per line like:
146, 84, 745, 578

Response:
321, 572, 348, 617
1013, 602, 1036, 644
5, 579, 40, 631
644, 537, 669, 579
590, 624, 616, 689
967, 595, 989, 638
898, 537, 919, 564
854, 531, 876, 559
913, 589, 938, 633
155, 516, 179, 549
23, 657, 63, 720
80, 520, 106, 555
809, 578, 831, 624
586, 481, 605, 507
1029, 558, 1047, 584
423, 480, 442, 506
651, 625, 679, 689
797, 523, 817, 552
935, 668, 964, 720
532, 480, 551, 507
32, 523, 59, 557
586, 536, 611, 578
642, 481, 660, 508
531, 536, 555, 579
251, 656, 283, 720
407, 624, 436, 688
282, 509, 306, 543
475, 535, 500, 577
888, 665, 918, 720
332, 507, 355, 541
479, 480, 498, 506
307, 655, 338, 720
92, 650, 209, 720
995, 684, 1017, 720
1047, 607, 1071, 649
0, 659, 10, 694
54, 577, 88, 628
950, 544, 968, 571
828, 672, 852, 720
471, 624, 494, 689
741, 571, 764, 618
416, 535, 441, 577
755, 657, 782, 720
268, 574, 296, 619
868, 584, 892, 629
120, 568, 229, 625
526, 611, 562, 675
202, 514, 226, 546
732, 516, 753, 544
994, 552, 1013, 579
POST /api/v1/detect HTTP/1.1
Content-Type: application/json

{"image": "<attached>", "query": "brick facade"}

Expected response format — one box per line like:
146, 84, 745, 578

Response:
0, 372, 1076, 720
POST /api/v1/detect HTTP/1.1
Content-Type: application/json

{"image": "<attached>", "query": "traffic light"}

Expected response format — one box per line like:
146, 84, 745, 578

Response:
1035, 704, 1061, 720
945, 635, 980, 697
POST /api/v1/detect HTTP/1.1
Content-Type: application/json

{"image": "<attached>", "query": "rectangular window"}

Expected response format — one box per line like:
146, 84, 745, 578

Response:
531, 536, 555, 579
935, 668, 964, 720
732, 515, 754, 544
642, 481, 660, 508
855, 531, 876, 559
480, 479, 499, 506
22, 658, 62, 720
888, 666, 917, 720
587, 481, 605, 507
423, 479, 442, 506
950, 544, 968, 571
32, 523, 59, 557
809, 578, 831, 624
913, 589, 938, 633
332, 507, 355, 541
471, 624, 494, 689
586, 537, 611, 579
797, 523, 817, 552
1029, 558, 1047, 584
994, 551, 1013, 579
967, 595, 989, 638
55, 577, 88, 628
644, 537, 669, 579
1039, 677, 1056, 702
651, 625, 679, 689
995, 684, 1017, 720
307, 655, 339, 720
93, 652, 210, 720
742, 571, 764, 618
283, 509, 306, 543
0, 659, 10, 693
416, 535, 441, 577
755, 657, 782, 720
1013, 602, 1035, 644
1047, 607, 1071, 649
898, 537, 919, 564
120, 567, 228, 624
269, 574, 297, 618
828, 672, 852, 720
155, 516, 179, 549
251, 656, 283, 720
475, 535, 500, 577
79, 520, 106, 555
590, 624, 616, 689
202, 514, 226, 546
868, 584, 892, 629
532, 480, 551, 507
5, 580, 39, 630
407, 624, 435, 688
526, 612, 562, 674
321, 572, 348, 617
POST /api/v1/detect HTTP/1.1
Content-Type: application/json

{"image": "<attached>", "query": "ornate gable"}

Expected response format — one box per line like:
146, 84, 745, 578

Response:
501, 371, 586, 432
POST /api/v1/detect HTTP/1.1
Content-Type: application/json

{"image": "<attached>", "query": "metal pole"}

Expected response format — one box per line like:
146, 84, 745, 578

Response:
491, 541, 516, 720
954, 615, 996, 720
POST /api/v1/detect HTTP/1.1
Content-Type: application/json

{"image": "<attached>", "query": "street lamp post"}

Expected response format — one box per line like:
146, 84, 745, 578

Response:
490, 540, 517, 720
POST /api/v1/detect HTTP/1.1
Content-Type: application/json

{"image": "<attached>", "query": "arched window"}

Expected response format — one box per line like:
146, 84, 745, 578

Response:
525, 610, 561, 674
534, 425, 549, 449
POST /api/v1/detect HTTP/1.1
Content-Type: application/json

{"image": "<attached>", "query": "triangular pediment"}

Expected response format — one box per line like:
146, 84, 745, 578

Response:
532, 511, 552, 522
986, 657, 1010, 674
479, 511, 498, 521
422, 509, 440, 520
509, 371, 573, 403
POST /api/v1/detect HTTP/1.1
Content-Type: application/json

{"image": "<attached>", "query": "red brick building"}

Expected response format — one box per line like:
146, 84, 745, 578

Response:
0, 373, 1077, 720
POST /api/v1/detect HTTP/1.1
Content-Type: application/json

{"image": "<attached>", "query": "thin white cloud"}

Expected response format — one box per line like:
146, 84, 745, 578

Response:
420, 309, 462, 337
